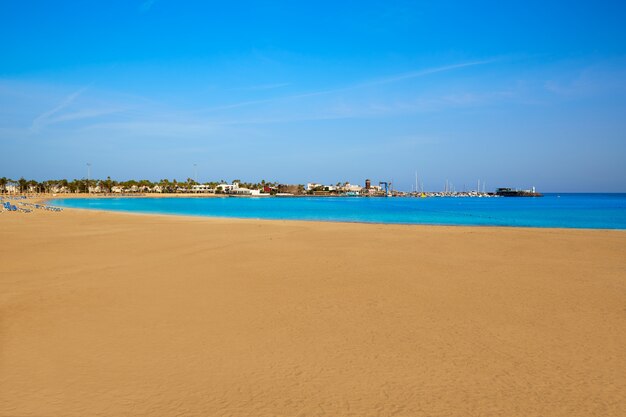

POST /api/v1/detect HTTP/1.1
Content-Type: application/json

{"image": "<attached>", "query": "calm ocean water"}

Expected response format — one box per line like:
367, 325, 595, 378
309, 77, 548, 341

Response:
50, 194, 626, 229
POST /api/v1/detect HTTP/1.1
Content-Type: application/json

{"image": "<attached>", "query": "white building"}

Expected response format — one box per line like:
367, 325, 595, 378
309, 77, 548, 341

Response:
50, 185, 69, 193
216, 183, 236, 193
342, 183, 362, 193
307, 183, 338, 192
249, 189, 268, 196
230, 187, 252, 195
365, 185, 383, 195
229, 185, 269, 196
306, 183, 323, 191
191, 184, 214, 193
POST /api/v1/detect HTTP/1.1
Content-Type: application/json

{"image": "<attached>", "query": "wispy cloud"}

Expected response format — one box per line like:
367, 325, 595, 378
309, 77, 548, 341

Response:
139, 0, 157, 13
544, 64, 626, 97
79, 120, 223, 138
240, 83, 290, 91
46, 108, 127, 124
357, 59, 497, 87
10, 58, 514, 140
14, 59, 508, 140
289, 59, 499, 98
200, 98, 280, 112
210, 88, 517, 126
199, 59, 498, 113
31, 87, 87, 131
286, 59, 496, 98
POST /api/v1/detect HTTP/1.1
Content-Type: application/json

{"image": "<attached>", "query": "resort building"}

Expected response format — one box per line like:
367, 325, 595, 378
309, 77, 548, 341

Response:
228, 184, 268, 196
341, 183, 363, 193
49, 185, 69, 193
230, 186, 252, 195
364, 184, 383, 195
191, 184, 214, 193
306, 183, 338, 193
306, 183, 324, 191
216, 183, 236, 193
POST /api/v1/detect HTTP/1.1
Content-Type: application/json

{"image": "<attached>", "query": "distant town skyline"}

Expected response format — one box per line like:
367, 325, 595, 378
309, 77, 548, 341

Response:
1, 1, 625, 192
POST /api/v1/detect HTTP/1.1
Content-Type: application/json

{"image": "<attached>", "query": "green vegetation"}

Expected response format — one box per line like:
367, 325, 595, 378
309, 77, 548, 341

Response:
0, 177, 299, 194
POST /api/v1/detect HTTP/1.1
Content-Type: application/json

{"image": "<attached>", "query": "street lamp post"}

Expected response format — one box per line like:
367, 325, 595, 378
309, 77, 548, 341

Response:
87, 163, 91, 194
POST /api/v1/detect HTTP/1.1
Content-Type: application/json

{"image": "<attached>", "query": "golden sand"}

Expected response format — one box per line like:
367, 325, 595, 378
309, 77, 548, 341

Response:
1, 205, 625, 416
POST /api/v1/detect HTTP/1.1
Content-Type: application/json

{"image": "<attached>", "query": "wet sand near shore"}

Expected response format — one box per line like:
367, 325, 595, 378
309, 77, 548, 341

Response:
1, 206, 625, 416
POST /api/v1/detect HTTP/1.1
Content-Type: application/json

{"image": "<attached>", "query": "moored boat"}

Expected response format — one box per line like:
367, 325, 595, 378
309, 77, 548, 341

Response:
496, 187, 543, 197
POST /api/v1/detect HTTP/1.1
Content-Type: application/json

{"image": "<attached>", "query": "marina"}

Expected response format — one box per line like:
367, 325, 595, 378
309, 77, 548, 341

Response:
496, 187, 543, 197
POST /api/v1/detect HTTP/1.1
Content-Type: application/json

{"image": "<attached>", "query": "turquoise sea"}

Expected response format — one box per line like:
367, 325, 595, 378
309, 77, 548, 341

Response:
50, 194, 626, 229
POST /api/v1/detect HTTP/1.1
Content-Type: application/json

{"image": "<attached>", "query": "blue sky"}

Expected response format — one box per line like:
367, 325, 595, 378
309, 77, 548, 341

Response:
1, 0, 625, 191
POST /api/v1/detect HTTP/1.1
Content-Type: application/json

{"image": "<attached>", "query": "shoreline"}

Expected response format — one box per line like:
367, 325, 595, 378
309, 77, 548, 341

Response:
29, 193, 626, 231
24, 205, 626, 234
46, 204, 626, 232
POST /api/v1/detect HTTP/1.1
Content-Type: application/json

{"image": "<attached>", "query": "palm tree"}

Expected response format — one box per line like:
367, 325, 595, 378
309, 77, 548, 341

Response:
138, 179, 153, 192
27, 179, 39, 193
0, 177, 7, 194
158, 178, 171, 193
68, 180, 80, 193
100, 176, 113, 193
17, 177, 28, 194
59, 179, 69, 193
44, 180, 58, 193
185, 177, 196, 190
7, 178, 17, 194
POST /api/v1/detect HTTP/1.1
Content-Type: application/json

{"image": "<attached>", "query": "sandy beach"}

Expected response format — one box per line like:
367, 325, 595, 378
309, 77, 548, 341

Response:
1, 204, 625, 416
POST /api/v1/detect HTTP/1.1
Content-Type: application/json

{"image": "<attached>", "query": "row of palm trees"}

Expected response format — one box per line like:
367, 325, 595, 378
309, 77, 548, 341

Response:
0, 176, 286, 194
0, 177, 42, 193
